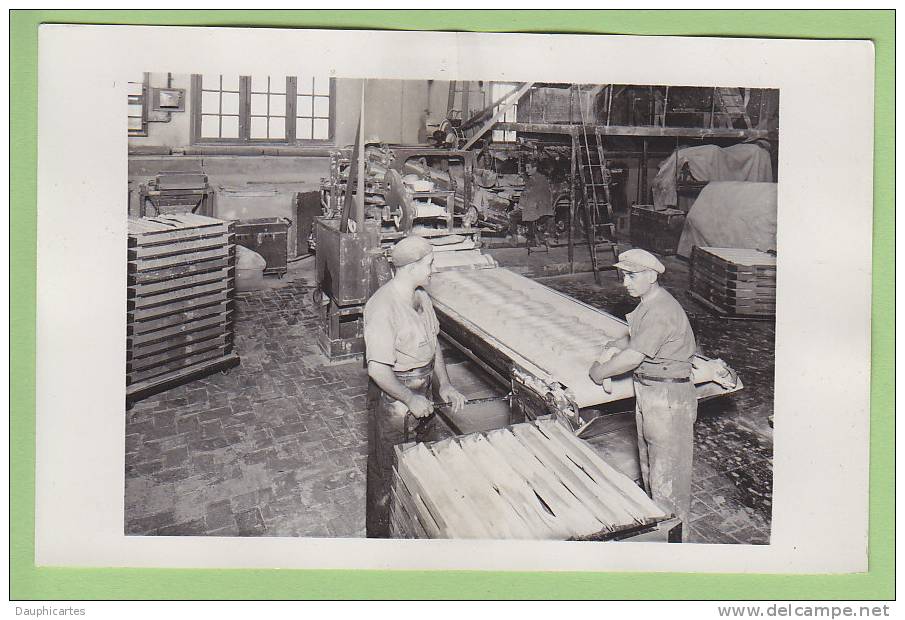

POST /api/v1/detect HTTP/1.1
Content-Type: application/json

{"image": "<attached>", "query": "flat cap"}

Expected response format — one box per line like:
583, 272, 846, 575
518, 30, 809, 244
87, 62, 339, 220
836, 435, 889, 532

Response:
614, 248, 665, 274
391, 235, 433, 267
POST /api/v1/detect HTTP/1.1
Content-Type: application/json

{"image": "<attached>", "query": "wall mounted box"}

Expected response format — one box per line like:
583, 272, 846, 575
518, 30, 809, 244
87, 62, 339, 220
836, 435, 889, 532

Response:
152, 87, 186, 112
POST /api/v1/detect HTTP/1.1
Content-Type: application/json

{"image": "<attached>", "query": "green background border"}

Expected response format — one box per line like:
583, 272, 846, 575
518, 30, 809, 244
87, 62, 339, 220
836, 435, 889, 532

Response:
10, 9, 894, 600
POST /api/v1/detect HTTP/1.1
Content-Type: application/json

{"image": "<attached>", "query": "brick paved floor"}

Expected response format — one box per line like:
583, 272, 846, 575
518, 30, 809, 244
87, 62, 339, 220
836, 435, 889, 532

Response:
126, 270, 370, 538
125, 248, 773, 544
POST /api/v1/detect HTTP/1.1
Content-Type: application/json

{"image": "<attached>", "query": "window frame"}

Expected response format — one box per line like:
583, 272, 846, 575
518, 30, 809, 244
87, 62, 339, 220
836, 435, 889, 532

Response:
490, 81, 519, 143
190, 74, 335, 146
127, 73, 150, 137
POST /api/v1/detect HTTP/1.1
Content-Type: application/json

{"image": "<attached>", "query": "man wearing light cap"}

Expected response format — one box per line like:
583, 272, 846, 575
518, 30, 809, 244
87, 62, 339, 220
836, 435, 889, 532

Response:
588, 248, 698, 539
363, 235, 467, 538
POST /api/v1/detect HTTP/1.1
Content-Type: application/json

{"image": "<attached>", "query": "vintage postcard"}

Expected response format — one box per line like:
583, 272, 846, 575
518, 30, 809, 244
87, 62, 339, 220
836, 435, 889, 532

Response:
34, 25, 874, 573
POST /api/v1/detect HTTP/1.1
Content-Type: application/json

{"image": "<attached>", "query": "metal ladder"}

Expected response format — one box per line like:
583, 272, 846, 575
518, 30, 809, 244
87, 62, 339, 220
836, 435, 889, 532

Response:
712, 87, 752, 129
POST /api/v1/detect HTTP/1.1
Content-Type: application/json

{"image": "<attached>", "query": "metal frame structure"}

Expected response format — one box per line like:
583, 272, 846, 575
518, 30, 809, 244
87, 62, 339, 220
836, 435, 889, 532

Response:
468, 84, 777, 270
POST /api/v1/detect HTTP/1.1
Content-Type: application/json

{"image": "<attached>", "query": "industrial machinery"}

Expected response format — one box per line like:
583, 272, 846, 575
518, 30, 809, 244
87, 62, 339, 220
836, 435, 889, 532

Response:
427, 263, 741, 432
319, 143, 482, 236
382, 248, 740, 542
314, 114, 488, 361
313, 113, 382, 363
138, 172, 215, 218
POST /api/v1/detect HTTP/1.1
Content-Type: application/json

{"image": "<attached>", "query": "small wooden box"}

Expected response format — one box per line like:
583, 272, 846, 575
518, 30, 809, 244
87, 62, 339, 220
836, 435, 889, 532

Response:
629, 205, 686, 256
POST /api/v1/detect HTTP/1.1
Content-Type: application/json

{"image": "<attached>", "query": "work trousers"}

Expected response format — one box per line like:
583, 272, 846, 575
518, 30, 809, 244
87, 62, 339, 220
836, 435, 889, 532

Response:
633, 377, 698, 541
365, 363, 453, 538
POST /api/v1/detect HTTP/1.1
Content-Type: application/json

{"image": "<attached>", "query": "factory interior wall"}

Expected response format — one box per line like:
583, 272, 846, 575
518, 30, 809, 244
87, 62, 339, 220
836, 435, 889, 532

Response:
128, 77, 452, 247
131, 73, 193, 149
128, 76, 450, 150
127, 77, 722, 245
337, 79, 451, 145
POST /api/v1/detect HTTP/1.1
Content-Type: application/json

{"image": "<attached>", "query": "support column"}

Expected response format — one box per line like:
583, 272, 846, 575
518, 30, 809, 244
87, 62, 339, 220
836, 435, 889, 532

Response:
569, 134, 577, 271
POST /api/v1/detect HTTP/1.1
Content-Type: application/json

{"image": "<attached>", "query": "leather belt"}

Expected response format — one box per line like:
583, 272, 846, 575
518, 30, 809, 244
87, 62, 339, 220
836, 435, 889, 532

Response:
634, 373, 692, 384
393, 362, 434, 380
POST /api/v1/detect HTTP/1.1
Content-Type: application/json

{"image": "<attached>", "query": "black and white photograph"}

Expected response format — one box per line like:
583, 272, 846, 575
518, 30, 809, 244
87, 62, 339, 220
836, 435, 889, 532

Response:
35, 26, 874, 573
124, 70, 778, 544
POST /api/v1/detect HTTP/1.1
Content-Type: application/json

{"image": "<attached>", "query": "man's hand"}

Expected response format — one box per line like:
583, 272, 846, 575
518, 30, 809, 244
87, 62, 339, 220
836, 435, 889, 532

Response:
438, 385, 467, 414
589, 361, 614, 393
589, 360, 606, 384
590, 346, 645, 393
601, 377, 613, 394
405, 394, 434, 418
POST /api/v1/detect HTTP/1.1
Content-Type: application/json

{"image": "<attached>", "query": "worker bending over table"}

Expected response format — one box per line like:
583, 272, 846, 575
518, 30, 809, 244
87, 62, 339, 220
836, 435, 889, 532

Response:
588, 248, 698, 540
362, 235, 467, 538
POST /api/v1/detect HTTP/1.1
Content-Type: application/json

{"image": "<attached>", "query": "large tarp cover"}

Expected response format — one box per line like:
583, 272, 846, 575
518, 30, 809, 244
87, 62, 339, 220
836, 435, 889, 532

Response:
677, 181, 778, 259
652, 143, 773, 210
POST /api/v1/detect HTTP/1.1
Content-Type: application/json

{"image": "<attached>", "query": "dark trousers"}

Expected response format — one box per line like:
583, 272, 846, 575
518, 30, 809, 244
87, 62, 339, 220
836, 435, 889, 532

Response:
633, 377, 698, 541
509, 212, 545, 242
365, 364, 453, 538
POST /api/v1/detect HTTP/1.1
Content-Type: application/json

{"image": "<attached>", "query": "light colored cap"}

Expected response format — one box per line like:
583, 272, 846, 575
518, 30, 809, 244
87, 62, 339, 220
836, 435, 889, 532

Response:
391, 235, 433, 267
614, 248, 665, 274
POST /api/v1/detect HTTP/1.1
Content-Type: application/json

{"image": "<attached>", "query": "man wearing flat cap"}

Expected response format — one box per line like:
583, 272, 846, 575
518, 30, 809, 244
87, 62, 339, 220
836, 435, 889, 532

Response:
588, 248, 698, 539
362, 235, 467, 537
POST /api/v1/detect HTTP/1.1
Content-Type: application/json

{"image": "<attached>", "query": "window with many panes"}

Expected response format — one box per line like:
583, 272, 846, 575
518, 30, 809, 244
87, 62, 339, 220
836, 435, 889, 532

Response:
191, 74, 333, 144
491, 82, 519, 143
127, 73, 149, 137
295, 74, 332, 141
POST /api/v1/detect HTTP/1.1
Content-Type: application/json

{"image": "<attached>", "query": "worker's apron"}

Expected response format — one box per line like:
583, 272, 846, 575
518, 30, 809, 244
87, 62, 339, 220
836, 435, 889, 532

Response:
632, 373, 697, 542
366, 362, 454, 538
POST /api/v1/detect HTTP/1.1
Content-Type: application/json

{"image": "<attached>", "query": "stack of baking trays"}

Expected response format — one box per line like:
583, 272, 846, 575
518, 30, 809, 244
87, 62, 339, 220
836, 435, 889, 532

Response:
127, 214, 240, 405
689, 246, 777, 318
391, 418, 679, 541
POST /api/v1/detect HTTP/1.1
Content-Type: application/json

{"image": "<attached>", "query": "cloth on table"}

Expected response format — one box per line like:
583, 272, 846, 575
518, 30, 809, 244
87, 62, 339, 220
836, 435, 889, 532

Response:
676, 181, 777, 259
652, 143, 773, 210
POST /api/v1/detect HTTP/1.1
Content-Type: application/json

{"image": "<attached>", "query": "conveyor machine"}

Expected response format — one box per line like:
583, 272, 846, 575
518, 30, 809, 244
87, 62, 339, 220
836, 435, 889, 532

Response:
386, 251, 741, 541
426, 257, 742, 434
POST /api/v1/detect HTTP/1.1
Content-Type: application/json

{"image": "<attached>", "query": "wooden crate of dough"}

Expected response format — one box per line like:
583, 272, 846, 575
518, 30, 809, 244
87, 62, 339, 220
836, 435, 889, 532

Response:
127, 214, 240, 404
391, 418, 678, 541
689, 246, 776, 317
